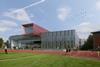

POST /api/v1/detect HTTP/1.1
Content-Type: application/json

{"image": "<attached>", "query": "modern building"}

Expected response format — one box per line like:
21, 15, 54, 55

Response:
41, 30, 79, 49
9, 23, 80, 50
92, 31, 100, 49
9, 23, 48, 49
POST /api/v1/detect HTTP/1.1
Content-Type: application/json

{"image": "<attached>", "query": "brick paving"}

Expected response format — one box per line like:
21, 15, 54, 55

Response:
0, 49, 100, 60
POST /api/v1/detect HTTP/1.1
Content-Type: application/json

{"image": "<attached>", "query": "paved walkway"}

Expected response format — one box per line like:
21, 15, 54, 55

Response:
0, 50, 100, 60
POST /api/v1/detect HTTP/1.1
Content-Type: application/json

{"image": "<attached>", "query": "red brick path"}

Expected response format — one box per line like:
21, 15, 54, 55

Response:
0, 50, 100, 60
67, 51, 100, 60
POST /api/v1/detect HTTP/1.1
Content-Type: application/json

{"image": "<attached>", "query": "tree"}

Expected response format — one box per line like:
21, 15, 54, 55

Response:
81, 35, 93, 50
0, 38, 3, 48
4, 40, 10, 48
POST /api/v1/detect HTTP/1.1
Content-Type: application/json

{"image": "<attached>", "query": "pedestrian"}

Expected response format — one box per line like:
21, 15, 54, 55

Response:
32, 47, 34, 50
66, 48, 68, 53
97, 51, 100, 57
64, 48, 68, 55
4, 46, 8, 54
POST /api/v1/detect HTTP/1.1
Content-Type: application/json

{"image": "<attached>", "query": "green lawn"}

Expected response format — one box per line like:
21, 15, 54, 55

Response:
0, 53, 100, 67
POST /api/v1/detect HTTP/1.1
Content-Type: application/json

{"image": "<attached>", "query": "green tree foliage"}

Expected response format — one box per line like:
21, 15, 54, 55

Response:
81, 35, 93, 50
5, 40, 10, 48
0, 38, 3, 48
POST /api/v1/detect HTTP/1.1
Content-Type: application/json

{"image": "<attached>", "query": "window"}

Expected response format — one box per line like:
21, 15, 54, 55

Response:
25, 27, 33, 33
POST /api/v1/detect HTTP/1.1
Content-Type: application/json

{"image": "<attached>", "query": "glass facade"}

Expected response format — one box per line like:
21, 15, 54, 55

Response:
25, 27, 34, 34
41, 30, 79, 49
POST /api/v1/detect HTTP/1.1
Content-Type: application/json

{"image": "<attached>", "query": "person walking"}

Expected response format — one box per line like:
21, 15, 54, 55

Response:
4, 46, 8, 54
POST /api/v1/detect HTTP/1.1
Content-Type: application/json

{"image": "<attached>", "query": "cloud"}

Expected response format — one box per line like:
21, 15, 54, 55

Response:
76, 22, 100, 39
10, 0, 45, 13
0, 20, 18, 32
77, 22, 92, 33
57, 6, 71, 21
3, 9, 31, 22
96, 1, 100, 10
2, 0, 46, 23
76, 22, 100, 33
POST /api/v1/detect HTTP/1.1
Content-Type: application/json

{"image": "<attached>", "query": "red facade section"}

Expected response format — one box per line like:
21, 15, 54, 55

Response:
33, 23, 48, 35
93, 34, 100, 49
92, 32, 100, 49
22, 23, 48, 36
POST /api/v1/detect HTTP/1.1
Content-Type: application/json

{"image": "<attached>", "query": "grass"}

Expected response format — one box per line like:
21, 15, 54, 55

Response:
0, 53, 100, 67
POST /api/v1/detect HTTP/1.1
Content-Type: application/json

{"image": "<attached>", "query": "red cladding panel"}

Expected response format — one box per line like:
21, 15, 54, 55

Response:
93, 34, 100, 48
22, 23, 48, 36
33, 24, 48, 34
92, 31, 100, 48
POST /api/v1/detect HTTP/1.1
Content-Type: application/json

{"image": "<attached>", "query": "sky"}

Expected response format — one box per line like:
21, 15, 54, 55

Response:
0, 0, 100, 41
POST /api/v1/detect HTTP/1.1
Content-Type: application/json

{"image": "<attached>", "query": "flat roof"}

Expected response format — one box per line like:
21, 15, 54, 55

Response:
9, 34, 40, 40
22, 23, 34, 27
91, 31, 100, 34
